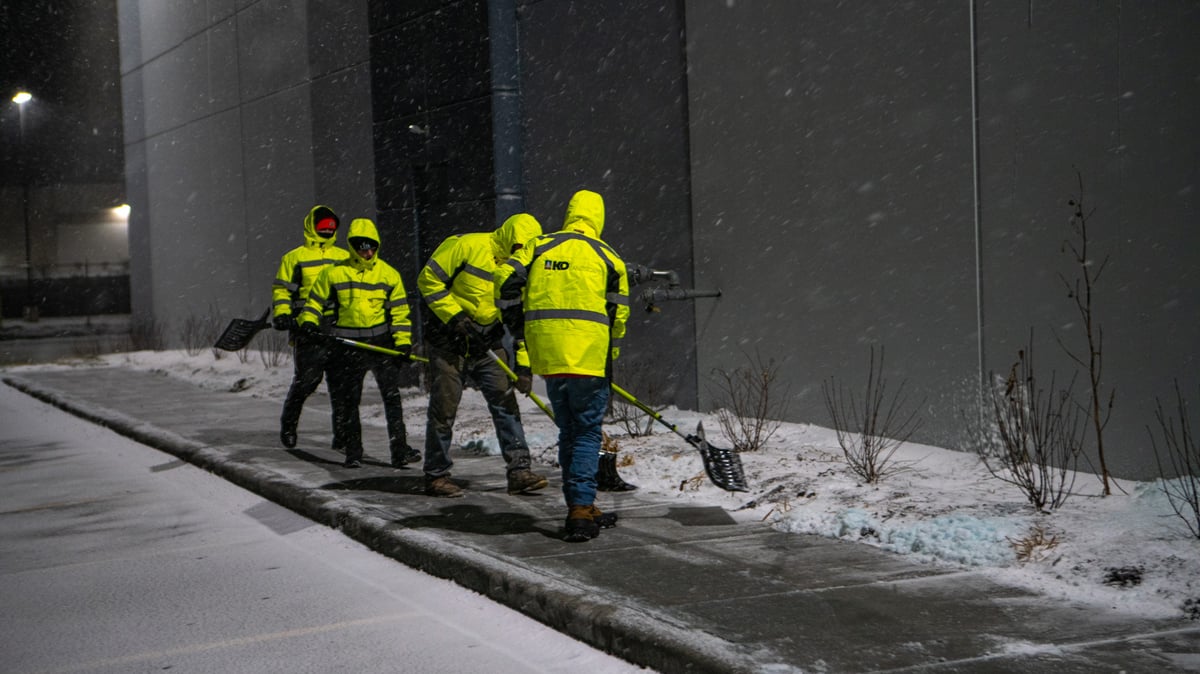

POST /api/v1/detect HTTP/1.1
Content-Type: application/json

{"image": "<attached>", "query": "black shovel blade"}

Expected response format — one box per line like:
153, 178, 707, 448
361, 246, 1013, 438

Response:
214, 309, 270, 351
690, 422, 748, 492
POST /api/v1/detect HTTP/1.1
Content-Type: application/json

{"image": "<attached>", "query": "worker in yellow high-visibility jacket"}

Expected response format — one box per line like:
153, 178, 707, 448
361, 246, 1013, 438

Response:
495, 190, 629, 542
298, 218, 418, 469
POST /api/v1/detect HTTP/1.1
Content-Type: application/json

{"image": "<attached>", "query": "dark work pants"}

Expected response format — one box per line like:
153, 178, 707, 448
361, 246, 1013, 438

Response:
326, 340, 409, 462
422, 345, 531, 479
280, 332, 333, 435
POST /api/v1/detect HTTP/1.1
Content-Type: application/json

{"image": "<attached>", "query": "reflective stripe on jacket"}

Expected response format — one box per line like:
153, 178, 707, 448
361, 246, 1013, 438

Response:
298, 218, 412, 349
271, 205, 349, 319
418, 213, 542, 366
495, 191, 628, 377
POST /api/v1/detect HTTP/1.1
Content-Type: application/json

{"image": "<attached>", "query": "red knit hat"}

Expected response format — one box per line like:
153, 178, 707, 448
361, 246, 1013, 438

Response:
315, 217, 337, 234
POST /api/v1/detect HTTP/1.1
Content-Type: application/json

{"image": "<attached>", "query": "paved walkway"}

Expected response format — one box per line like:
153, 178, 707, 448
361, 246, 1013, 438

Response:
5, 367, 1198, 673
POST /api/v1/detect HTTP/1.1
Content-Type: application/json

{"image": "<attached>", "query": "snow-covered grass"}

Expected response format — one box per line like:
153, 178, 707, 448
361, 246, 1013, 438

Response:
10, 347, 1200, 623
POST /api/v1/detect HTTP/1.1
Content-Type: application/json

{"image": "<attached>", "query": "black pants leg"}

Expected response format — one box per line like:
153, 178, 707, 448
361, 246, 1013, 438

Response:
370, 351, 409, 455
280, 333, 327, 432
326, 346, 367, 461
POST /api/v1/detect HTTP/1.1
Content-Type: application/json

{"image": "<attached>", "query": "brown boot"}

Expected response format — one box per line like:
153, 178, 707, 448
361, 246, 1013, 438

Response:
588, 504, 618, 529
425, 475, 464, 498
507, 469, 549, 495
564, 504, 600, 542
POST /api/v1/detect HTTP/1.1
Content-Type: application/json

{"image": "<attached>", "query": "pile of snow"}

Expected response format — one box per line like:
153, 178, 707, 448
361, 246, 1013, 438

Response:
11, 348, 1199, 622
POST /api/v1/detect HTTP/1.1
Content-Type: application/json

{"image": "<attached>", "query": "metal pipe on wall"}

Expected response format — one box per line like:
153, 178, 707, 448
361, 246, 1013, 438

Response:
488, 0, 524, 225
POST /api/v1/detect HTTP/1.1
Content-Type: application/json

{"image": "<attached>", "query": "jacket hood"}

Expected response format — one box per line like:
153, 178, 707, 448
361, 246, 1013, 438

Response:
563, 190, 605, 238
492, 213, 543, 260
347, 218, 381, 267
303, 205, 340, 247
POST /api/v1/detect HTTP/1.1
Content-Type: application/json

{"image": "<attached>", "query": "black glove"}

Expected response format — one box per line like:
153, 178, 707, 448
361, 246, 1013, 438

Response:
514, 366, 533, 395
273, 314, 295, 331
392, 344, 411, 361
450, 313, 476, 337
298, 321, 318, 335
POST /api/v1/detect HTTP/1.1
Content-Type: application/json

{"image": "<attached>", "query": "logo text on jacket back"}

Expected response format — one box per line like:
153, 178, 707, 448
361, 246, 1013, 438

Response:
543, 259, 570, 271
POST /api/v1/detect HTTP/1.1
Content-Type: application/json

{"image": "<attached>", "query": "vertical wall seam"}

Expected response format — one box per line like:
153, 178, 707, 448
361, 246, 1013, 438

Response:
231, 8, 252, 311
678, 0, 701, 411
970, 0, 986, 393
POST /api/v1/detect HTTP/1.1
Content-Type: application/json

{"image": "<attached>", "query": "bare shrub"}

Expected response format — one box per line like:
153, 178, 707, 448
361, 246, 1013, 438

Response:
129, 316, 164, 351
178, 313, 209, 356
822, 346, 923, 483
203, 305, 230, 360
607, 363, 660, 436
1056, 171, 1116, 495
980, 338, 1083, 512
1148, 381, 1200, 539
709, 350, 787, 452
256, 329, 292, 370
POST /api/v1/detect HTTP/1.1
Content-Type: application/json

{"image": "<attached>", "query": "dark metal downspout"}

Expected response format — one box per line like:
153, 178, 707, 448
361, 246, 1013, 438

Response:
488, 0, 524, 225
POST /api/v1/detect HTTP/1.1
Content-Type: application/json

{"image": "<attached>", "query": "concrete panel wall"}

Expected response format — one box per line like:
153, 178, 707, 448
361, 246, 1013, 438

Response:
974, 0, 1200, 478
518, 0, 700, 405
685, 0, 1199, 478
118, 0, 376, 340
687, 0, 979, 447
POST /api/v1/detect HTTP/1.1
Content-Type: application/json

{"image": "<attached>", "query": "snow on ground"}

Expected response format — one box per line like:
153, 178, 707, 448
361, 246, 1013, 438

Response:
9, 347, 1200, 623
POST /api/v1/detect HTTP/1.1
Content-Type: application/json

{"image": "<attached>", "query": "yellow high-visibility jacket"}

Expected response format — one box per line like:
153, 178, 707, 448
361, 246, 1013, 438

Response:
298, 218, 412, 349
272, 205, 349, 321
495, 191, 629, 377
418, 213, 542, 365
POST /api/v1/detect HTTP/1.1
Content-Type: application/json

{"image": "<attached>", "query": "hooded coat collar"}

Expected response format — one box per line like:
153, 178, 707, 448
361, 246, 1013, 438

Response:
563, 190, 605, 238
303, 205, 340, 249
346, 218, 381, 270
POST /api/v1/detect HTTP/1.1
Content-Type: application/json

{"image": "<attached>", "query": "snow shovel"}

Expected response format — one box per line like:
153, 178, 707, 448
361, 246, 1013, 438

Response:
214, 308, 271, 351
608, 382, 748, 492
482, 349, 556, 420
484, 350, 638, 492
326, 336, 430, 363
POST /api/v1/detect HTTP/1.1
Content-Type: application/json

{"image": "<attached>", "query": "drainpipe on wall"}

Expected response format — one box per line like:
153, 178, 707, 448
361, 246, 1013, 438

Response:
488, 0, 524, 225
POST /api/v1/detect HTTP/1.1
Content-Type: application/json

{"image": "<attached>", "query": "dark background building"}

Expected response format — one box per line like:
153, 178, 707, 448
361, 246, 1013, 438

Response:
103, 0, 1200, 480
0, 0, 129, 319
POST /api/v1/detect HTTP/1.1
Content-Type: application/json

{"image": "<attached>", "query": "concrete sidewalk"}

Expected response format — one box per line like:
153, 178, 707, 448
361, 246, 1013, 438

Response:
5, 367, 1198, 673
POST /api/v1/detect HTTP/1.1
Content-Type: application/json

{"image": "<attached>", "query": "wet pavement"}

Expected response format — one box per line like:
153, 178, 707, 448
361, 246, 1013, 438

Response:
4, 366, 1199, 673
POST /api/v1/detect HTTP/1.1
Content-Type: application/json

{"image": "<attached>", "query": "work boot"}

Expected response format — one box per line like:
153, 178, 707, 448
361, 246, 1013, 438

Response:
596, 452, 637, 492
391, 445, 421, 468
425, 475, 464, 498
594, 507, 619, 529
343, 457, 362, 469
563, 504, 602, 542
507, 469, 548, 495
280, 418, 298, 449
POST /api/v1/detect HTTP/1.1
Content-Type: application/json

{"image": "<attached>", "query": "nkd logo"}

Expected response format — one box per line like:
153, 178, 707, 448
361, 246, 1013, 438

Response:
543, 259, 570, 271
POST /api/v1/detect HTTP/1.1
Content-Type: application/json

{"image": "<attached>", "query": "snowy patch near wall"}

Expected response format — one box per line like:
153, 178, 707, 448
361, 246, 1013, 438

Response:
8, 348, 1200, 623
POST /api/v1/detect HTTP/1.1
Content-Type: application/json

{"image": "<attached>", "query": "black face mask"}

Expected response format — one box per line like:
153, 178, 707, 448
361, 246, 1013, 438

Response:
349, 238, 379, 253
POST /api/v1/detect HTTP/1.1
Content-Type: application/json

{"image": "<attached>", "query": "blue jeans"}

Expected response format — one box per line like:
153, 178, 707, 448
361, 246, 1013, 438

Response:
545, 376, 609, 507
423, 346, 531, 478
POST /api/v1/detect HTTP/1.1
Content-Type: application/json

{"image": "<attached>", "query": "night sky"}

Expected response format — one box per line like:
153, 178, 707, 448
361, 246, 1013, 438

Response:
0, 0, 123, 186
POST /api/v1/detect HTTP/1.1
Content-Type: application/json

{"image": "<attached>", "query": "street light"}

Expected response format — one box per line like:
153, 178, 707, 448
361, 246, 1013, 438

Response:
13, 90, 36, 321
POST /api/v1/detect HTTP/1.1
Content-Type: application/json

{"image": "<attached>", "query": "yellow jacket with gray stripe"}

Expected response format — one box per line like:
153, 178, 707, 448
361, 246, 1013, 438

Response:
418, 213, 542, 365
272, 205, 350, 321
495, 191, 629, 377
298, 218, 412, 349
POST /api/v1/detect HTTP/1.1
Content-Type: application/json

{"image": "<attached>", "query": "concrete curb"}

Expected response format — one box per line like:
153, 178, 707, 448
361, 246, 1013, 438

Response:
5, 374, 759, 673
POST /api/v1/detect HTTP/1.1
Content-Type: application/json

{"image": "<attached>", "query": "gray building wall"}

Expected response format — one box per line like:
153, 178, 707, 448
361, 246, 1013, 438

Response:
517, 0, 701, 406
117, 0, 376, 335
685, 1, 1199, 479
116, 0, 1198, 479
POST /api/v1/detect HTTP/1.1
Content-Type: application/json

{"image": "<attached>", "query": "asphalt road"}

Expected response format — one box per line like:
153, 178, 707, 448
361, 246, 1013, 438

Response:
0, 381, 645, 674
